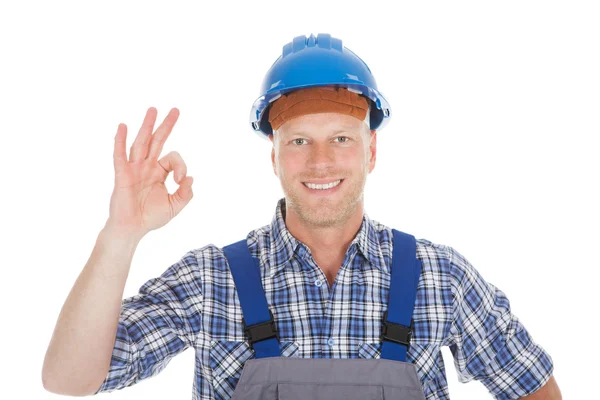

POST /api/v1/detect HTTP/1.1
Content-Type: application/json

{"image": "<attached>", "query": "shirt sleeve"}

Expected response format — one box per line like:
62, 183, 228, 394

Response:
446, 245, 554, 399
94, 250, 203, 394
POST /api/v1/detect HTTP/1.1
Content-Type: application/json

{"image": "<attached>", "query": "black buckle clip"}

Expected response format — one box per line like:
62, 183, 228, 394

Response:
380, 310, 413, 348
242, 310, 279, 349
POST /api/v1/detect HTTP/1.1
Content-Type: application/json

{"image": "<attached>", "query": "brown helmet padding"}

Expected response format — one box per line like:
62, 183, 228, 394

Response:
268, 86, 369, 132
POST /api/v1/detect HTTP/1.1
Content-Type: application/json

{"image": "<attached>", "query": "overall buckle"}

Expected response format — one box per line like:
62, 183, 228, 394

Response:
242, 310, 279, 348
380, 310, 413, 347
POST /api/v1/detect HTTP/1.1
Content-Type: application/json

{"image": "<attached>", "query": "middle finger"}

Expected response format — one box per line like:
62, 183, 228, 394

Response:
147, 107, 180, 161
130, 107, 158, 162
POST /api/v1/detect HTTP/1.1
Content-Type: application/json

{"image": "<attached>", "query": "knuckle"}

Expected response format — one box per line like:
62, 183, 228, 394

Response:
157, 158, 170, 173
171, 151, 186, 166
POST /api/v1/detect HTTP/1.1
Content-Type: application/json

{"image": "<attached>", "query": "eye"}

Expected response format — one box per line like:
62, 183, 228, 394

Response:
292, 138, 307, 145
335, 136, 350, 143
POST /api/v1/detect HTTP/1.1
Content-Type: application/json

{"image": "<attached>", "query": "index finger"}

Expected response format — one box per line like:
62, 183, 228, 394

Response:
113, 123, 128, 171
147, 108, 180, 161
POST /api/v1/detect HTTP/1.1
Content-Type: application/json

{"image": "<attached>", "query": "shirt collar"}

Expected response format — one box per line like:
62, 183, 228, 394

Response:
268, 198, 387, 275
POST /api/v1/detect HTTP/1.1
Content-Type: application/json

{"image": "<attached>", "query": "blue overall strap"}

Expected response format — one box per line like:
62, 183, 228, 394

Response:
380, 229, 422, 362
222, 239, 281, 358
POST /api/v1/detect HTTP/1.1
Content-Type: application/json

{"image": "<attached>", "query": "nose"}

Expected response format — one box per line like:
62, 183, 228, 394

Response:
307, 142, 335, 169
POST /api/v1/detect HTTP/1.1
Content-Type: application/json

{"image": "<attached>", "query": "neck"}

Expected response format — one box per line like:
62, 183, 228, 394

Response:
282, 199, 364, 281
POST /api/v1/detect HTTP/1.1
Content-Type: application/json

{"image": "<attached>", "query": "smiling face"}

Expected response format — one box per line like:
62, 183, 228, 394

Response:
269, 112, 377, 229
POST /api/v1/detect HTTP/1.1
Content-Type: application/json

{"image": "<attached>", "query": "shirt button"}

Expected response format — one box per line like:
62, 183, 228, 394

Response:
327, 337, 335, 347
315, 279, 323, 287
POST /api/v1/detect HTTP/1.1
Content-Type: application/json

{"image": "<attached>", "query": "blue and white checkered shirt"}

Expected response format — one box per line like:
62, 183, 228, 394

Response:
95, 197, 554, 399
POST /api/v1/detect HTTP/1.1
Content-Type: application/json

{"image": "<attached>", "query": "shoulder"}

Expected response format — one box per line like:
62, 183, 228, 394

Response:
369, 219, 475, 285
370, 218, 452, 266
188, 222, 273, 271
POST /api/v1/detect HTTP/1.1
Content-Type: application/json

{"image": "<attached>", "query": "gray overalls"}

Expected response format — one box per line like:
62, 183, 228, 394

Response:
222, 229, 426, 400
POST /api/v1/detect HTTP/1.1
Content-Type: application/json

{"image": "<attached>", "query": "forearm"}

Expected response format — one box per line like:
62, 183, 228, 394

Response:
520, 375, 562, 399
42, 224, 143, 395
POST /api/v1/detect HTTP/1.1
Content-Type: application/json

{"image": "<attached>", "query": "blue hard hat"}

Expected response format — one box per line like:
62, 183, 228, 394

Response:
249, 33, 391, 140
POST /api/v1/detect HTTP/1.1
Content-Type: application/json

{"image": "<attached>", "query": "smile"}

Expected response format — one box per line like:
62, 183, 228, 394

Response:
302, 179, 343, 190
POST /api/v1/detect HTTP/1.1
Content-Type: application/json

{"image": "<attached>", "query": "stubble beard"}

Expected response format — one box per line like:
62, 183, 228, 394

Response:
281, 168, 368, 229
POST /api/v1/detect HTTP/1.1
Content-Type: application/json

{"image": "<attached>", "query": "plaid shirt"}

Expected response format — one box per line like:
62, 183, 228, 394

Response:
95, 198, 553, 399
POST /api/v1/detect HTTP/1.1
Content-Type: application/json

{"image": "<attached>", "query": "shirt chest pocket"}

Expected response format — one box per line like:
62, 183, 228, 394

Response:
209, 340, 300, 378
209, 341, 255, 379
358, 342, 382, 359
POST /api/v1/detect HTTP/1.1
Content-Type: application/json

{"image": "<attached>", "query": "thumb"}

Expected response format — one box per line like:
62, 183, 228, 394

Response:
170, 176, 194, 217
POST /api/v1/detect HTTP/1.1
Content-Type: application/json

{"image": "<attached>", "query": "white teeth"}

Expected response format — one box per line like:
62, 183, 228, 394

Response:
304, 180, 342, 190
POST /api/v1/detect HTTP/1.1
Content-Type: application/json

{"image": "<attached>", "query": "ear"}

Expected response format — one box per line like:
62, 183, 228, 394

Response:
270, 140, 278, 177
368, 130, 377, 173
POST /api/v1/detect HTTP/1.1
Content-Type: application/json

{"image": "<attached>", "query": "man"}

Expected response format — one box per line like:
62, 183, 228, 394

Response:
42, 33, 561, 399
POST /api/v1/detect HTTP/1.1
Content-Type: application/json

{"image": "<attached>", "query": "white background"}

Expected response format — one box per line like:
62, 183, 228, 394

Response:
1, 0, 598, 399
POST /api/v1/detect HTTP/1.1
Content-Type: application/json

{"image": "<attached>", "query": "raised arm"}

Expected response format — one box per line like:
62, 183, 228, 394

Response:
42, 107, 194, 395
